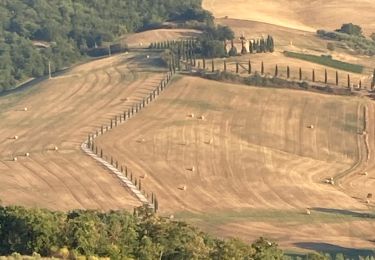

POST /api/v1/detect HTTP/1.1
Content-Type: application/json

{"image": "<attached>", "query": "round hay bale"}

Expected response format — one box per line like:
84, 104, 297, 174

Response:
169, 214, 174, 219
24, 107, 28, 111
54, 146, 59, 151
362, 172, 368, 176
146, 55, 150, 59
13, 135, 19, 140
178, 184, 187, 191
366, 199, 370, 204
141, 173, 147, 179
188, 113, 195, 118
306, 209, 311, 215
308, 125, 314, 129
25, 152, 30, 157
13, 157, 18, 162
199, 115, 205, 120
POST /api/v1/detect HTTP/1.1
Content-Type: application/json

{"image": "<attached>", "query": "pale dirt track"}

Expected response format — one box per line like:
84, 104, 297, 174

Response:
203, 0, 375, 35
96, 76, 375, 247
0, 53, 165, 210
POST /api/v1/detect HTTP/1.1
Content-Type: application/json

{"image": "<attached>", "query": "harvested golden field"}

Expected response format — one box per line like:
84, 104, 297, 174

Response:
203, 0, 375, 35
96, 75, 375, 248
197, 52, 371, 88
0, 53, 166, 211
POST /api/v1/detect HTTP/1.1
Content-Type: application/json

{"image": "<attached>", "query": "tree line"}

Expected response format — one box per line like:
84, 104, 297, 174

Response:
0, 0, 211, 92
0, 205, 284, 259
149, 33, 275, 63
0, 205, 371, 259
317, 23, 375, 56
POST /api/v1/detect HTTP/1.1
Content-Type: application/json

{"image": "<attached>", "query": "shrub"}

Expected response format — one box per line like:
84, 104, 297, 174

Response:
327, 42, 335, 51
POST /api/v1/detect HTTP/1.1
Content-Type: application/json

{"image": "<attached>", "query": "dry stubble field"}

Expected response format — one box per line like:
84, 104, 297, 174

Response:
96, 75, 375, 249
203, 0, 375, 35
0, 52, 166, 211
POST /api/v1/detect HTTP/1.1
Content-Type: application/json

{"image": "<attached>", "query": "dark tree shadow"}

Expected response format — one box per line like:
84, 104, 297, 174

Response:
311, 207, 375, 219
294, 242, 375, 259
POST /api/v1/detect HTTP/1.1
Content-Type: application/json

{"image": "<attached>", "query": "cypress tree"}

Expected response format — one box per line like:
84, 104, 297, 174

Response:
249, 41, 253, 54
359, 80, 362, 89
248, 60, 252, 74
299, 68, 302, 81
224, 59, 227, 72
267, 35, 275, 52
336, 71, 339, 86
312, 69, 315, 82
325, 69, 328, 84
275, 65, 278, 77
372, 68, 375, 90
270, 36, 275, 52
203, 58, 206, 69
347, 74, 351, 88
236, 63, 239, 74
212, 59, 215, 72
228, 40, 237, 56
154, 197, 159, 212
261, 61, 264, 75
240, 36, 247, 54
287, 66, 290, 78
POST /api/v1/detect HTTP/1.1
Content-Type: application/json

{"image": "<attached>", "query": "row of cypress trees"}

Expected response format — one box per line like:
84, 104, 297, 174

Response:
149, 35, 275, 58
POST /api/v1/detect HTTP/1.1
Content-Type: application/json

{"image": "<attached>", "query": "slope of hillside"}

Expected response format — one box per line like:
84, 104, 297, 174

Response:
0, 53, 166, 210
96, 75, 374, 247
203, 0, 375, 35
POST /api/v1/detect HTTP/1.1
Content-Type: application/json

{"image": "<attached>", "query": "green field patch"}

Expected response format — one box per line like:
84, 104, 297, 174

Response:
174, 208, 374, 227
284, 51, 364, 73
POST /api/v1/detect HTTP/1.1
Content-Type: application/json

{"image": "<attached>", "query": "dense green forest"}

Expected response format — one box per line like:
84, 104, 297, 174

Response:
0, 205, 285, 259
0, 0, 211, 91
0, 205, 372, 260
